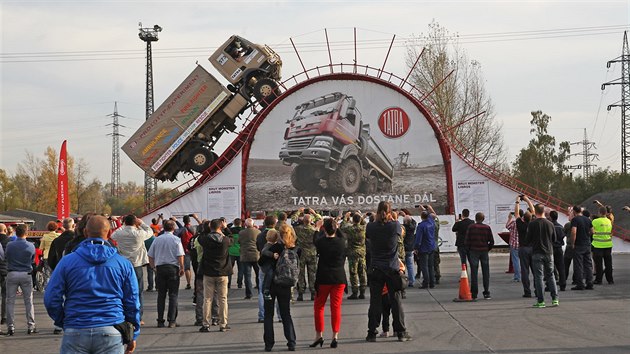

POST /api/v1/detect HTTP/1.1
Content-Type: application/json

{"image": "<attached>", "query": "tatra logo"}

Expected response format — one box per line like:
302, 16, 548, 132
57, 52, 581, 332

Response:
59, 160, 66, 176
378, 107, 410, 138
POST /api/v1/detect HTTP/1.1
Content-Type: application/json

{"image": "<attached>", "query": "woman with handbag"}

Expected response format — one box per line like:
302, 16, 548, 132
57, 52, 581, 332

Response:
262, 224, 298, 352
310, 218, 347, 349
365, 201, 412, 342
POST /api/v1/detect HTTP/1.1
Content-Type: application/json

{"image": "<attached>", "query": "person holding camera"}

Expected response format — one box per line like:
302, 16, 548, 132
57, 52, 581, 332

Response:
506, 206, 521, 282
365, 201, 411, 343
111, 214, 153, 325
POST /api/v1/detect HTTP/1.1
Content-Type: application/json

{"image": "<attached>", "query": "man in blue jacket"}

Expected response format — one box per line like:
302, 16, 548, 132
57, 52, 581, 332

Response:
414, 205, 436, 289
44, 215, 140, 354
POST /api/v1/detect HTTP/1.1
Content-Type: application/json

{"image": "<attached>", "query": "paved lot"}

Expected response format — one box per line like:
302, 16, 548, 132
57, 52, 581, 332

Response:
3, 253, 630, 354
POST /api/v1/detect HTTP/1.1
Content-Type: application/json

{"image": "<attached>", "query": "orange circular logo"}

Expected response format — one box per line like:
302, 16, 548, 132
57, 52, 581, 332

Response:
378, 107, 409, 138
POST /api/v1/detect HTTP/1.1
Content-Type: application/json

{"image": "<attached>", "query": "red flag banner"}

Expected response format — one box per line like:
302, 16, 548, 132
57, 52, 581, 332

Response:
57, 140, 70, 220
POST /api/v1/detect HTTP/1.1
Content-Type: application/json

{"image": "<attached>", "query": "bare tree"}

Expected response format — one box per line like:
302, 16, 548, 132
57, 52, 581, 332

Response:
406, 21, 507, 168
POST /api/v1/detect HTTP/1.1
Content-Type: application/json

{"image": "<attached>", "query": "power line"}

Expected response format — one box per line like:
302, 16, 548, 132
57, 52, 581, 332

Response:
2, 24, 628, 63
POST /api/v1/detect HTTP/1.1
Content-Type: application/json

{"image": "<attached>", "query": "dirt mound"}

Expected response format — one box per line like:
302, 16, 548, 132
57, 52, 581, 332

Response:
581, 189, 630, 236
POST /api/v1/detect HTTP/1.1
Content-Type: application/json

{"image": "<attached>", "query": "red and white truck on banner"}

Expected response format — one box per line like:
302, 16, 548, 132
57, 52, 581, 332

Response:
279, 92, 394, 194
122, 36, 282, 181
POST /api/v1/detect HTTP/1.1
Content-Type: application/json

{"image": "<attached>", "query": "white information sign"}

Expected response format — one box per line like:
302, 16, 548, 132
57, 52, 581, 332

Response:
456, 180, 490, 223
208, 185, 241, 221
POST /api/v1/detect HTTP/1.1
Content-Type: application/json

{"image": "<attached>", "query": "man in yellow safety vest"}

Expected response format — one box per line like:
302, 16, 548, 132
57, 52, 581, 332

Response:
591, 207, 613, 285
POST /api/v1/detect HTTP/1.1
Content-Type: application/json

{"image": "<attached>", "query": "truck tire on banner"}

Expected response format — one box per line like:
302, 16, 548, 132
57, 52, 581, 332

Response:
189, 147, 216, 173
290, 165, 319, 191
253, 78, 280, 108
329, 159, 362, 194
366, 175, 378, 194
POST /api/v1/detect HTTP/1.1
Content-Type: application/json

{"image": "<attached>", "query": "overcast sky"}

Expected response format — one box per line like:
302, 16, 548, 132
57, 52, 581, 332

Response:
1, 0, 628, 190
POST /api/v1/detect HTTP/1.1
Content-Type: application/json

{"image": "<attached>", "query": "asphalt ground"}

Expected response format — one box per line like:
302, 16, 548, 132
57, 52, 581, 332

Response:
3, 253, 629, 354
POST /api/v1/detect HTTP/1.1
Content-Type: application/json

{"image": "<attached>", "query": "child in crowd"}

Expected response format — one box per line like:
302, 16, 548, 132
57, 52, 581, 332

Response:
258, 229, 282, 300
381, 259, 407, 337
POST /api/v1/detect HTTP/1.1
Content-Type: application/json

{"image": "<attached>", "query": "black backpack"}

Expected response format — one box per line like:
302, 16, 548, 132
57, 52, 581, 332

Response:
273, 248, 299, 287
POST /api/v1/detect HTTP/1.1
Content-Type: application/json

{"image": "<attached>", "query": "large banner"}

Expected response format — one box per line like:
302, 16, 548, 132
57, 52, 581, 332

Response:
57, 140, 70, 220
245, 79, 448, 213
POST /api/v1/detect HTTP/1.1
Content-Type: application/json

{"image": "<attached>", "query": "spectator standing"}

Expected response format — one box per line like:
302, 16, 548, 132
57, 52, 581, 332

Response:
0, 223, 8, 326
39, 221, 59, 271
198, 219, 232, 332
464, 212, 494, 300
111, 214, 153, 324
256, 216, 278, 323
414, 205, 437, 289
402, 216, 416, 288
591, 206, 614, 285
295, 214, 318, 301
144, 233, 156, 292
5, 224, 36, 335
549, 211, 567, 291
148, 220, 185, 328
311, 218, 347, 348
517, 195, 535, 297
506, 208, 521, 282
570, 206, 594, 290
341, 213, 367, 300
238, 218, 260, 300
48, 217, 75, 272
263, 224, 298, 352
527, 205, 558, 308
365, 201, 411, 343
175, 214, 200, 290
227, 218, 244, 289
44, 215, 140, 354
452, 209, 474, 267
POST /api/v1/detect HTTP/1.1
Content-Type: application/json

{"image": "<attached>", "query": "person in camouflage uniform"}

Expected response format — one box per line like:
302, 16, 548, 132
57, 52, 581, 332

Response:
342, 212, 367, 300
294, 214, 318, 301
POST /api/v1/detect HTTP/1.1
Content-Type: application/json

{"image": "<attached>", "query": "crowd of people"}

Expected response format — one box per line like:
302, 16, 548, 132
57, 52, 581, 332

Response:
0, 197, 624, 353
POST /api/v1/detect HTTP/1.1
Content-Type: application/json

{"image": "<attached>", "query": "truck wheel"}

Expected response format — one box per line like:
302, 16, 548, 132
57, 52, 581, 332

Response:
382, 180, 393, 193
253, 78, 280, 108
329, 159, 362, 194
291, 165, 319, 191
189, 147, 215, 173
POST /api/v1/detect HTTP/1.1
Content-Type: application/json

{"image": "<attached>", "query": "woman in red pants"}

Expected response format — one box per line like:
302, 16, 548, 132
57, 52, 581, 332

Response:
311, 217, 347, 349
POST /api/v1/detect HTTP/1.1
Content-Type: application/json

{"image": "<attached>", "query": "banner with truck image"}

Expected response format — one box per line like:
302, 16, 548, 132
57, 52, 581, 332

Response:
245, 79, 448, 213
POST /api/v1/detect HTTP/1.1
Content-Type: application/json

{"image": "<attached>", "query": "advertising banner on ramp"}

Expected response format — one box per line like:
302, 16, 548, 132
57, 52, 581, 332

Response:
245, 79, 448, 213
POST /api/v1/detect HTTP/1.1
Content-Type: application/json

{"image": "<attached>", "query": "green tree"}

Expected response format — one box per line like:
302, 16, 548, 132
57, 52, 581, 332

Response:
406, 21, 507, 167
512, 110, 570, 194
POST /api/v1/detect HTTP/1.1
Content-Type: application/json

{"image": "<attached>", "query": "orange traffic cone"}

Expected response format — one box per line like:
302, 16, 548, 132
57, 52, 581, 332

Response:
453, 263, 474, 302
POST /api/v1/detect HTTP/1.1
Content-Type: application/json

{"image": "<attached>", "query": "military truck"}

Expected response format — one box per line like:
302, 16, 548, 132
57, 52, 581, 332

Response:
122, 35, 283, 181
279, 92, 394, 194
209, 35, 282, 107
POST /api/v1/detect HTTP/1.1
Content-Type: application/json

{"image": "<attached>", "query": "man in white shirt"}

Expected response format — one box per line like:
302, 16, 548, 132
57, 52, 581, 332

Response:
148, 220, 185, 328
111, 214, 153, 324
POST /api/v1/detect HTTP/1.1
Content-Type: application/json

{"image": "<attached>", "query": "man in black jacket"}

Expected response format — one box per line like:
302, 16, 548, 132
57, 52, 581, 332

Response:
198, 219, 232, 333
48, 218, 75, 271
0, 223, 8, 325
527, 204, 558, 308
452, 209, 474, 267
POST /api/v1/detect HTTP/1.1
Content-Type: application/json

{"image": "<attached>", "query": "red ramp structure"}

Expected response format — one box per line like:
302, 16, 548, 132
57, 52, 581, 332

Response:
141, 30, 630, 250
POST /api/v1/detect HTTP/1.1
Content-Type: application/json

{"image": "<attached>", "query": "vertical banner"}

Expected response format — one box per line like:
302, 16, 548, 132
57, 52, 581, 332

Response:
57, 140, 70, 220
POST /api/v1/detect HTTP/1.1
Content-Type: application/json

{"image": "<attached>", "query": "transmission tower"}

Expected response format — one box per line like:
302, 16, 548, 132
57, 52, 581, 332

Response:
602, 30, 630, 174
106, 102, 125, 197
139, 23, 162, 209
569, 128, 598, 182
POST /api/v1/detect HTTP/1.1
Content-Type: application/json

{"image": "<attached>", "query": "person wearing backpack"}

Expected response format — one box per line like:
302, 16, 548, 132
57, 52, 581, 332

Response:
310, 218, 347, 349
263, 223, 298, 352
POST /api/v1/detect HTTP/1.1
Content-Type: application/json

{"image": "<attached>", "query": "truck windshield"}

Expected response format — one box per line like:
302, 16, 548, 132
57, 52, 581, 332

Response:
291, 100, 340, 122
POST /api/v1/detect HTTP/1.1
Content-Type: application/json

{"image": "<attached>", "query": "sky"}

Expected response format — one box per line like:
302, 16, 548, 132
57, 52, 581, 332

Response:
1, 0, 628, 191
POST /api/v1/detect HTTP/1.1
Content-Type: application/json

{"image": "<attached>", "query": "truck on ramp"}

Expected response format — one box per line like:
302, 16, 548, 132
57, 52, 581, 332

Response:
123, 35, 282, 181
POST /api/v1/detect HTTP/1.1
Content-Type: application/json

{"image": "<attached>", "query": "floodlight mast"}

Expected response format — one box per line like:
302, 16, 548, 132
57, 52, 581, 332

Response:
138, 23, 161, 210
